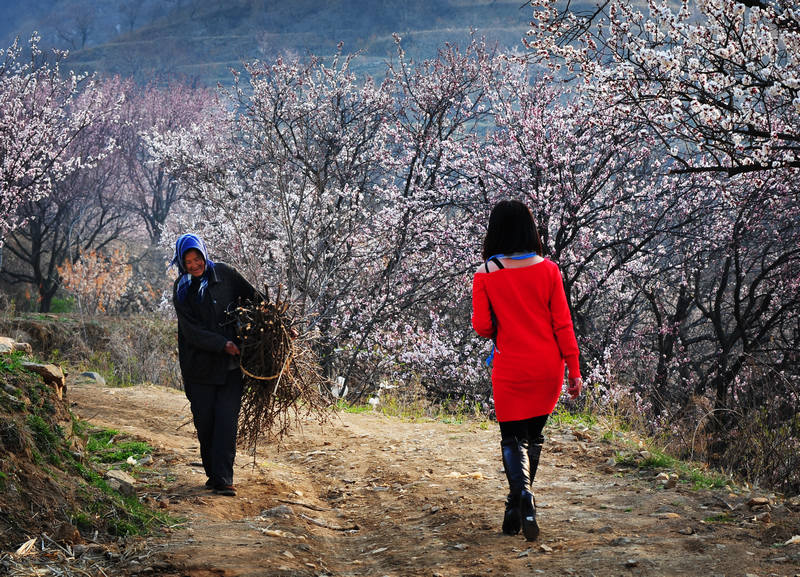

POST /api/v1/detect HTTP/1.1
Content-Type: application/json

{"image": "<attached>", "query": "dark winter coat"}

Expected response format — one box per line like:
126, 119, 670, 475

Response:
173, 262, 257, 386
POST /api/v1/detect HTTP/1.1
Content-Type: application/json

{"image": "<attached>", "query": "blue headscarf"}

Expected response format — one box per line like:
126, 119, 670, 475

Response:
170, 233, 215, 303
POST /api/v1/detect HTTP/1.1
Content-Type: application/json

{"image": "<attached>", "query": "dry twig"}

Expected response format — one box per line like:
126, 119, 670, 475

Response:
277, 499, 330, 512
299, 513, 359, 531
234, 286, 332, 451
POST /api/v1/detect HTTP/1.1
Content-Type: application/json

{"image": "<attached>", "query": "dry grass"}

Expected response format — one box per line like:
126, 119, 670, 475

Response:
234, 288, 333, 452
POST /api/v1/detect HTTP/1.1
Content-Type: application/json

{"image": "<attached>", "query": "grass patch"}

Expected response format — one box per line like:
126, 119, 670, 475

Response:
26, 413, 64, 466
71, 511, 93, 532
380, 394, 428, 421
549, 407, 597, 428
335, 393, 492, 427
337, 400, 373, 414
69, 429, 178, 536
431, 396, 486, 425
614, 451, 638, 467
86, 428, 152, 464
611, 440, 731, 490
679, 464, 730, 490
704, 513, 735, 524
638, 450, 677, 470
71, 463, 175, 536
0, 351, 27, 373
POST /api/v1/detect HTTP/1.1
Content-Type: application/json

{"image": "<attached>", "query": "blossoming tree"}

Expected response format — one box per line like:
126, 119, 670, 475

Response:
0, 35, 111, 248
526, 0, 800, 486
1, 75, 126, 311
526, 0, 800, 175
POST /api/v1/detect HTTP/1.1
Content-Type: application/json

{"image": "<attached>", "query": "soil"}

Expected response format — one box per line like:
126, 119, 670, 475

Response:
60, 380, 800, 577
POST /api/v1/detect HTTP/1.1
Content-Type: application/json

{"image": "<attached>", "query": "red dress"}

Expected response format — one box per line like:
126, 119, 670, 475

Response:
472, 259, 581, 422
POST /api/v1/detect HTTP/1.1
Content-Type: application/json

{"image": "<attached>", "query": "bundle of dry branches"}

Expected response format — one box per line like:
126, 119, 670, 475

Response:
234, 286, 331, 450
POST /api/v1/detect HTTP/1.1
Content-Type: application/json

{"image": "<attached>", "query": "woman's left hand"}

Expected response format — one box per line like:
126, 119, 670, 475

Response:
567, 377, 582, 400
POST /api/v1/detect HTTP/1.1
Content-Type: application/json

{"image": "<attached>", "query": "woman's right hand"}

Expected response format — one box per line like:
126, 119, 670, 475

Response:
567, 377, 582, 400
224, 341, 241, 356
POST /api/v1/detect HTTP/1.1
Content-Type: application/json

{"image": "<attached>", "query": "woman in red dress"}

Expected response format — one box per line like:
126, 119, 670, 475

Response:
472, 200, 582, 541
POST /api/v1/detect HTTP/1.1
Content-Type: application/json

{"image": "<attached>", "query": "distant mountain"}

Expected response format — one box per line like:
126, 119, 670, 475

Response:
0, 0, 537, 85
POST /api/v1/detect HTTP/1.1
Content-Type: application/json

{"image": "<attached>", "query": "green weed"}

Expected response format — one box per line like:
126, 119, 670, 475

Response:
638, 450, 677, 470
680, 465, 729, 490
26, 414, 62, 454
67, 426, 177, 536
549, 407, 597, 428
614, 452, 638, 467
0, 351, 26, 373
86, 428, 151, 464
340, 402, 373, 414
71, 512, 93, 531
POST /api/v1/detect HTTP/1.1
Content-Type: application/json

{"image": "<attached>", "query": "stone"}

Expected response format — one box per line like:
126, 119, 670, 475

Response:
53, 522, 83, 545
0, 337, 32, 355
747, 497, 770, 508
13, 342, 32, 354
105, 469, 137, 497
571, 427, 592, 441
21, 362, 66, 399
656, 512, 681, 519
261, 505, 294, 518
74, 371, 106, 386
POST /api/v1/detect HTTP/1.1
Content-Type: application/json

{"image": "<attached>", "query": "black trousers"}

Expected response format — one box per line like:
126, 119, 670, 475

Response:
499, 414, 549, 446
186, 369, 243, 487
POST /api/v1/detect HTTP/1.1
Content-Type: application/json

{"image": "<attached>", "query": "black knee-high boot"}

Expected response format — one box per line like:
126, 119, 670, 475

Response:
500, 437, 530, 535
521, 438, 543, 541
528, 436, 543, 481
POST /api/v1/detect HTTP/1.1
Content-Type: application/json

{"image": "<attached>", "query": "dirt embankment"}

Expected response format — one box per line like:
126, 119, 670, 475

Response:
34, 380, 800, 576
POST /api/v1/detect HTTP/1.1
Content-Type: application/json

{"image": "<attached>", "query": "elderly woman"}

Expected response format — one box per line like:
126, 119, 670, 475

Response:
171, 233, 257, 496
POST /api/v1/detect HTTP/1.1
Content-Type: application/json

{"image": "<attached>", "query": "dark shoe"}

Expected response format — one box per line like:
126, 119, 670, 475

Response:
520, 490, 539, 541
204, 479, 214, 489
502, 493, 521, 535
213, 484, 236, 496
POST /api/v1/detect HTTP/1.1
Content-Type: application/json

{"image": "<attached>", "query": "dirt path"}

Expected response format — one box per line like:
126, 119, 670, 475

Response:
69, 381, 800, 577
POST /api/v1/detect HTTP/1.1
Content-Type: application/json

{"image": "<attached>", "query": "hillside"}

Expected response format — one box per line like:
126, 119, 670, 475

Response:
1, 0, 535, 85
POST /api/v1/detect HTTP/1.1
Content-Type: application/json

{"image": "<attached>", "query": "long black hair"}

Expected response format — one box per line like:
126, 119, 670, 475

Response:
481, 199, 544, 261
